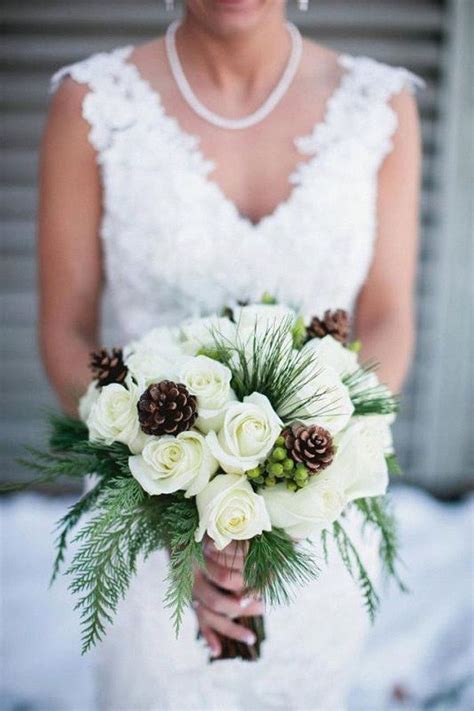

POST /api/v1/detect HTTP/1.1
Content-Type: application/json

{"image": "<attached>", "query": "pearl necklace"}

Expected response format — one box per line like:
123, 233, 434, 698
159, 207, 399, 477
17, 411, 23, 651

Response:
165, 20, 303, 130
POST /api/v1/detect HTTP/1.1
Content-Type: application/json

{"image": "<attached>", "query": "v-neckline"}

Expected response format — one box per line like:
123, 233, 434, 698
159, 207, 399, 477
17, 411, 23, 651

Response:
120, 46, 354, 231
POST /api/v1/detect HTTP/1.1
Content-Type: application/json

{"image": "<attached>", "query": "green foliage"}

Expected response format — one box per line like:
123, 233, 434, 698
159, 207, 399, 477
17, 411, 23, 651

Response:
162, 494, 204, 635
195, 345, 231, 364
5, 414, 131, 493
332, 520, 380, 621
346, 339, 362, 353
210, 317, 338, 424
50, 477, 114, 585
354, 497, 407, 592
244, 528, 319, 606
343, 362, 400, 415
48, 413, 89, 451
67, 477, 149, 653
260, 292, 278, 305
62, 482, 203, 650
385, 453, 403, 476
291, 315, 307, 350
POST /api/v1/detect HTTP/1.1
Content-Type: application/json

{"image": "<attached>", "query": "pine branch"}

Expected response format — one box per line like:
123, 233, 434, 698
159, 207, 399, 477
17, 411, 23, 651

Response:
343, 364, 400, 416
67, 478, 149, 653
162, 494, 204, 636
48, 413, 89, 451
244, 528, 319, 607
354, 497, 407, 592
332, 520, 380, 621
209, 317, 342, 423
386, 453, 403, 476
321, 529, 329, 565
50, 475, 122, 585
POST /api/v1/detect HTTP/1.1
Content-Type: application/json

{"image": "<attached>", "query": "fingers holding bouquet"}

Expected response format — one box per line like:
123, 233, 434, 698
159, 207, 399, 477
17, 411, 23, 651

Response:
192, 538, 264, 657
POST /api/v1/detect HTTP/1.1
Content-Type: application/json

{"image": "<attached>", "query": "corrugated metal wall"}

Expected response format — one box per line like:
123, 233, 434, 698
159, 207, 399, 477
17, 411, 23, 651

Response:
1, 0, 468, 494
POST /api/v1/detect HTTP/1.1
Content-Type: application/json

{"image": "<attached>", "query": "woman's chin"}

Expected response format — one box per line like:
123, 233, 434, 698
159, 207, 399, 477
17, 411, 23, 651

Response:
188, 0, 280, 35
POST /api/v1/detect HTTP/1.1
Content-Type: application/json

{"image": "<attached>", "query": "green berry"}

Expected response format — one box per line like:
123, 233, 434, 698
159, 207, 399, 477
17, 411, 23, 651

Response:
246, 467, 262, 480
295, 467, 309, 482
275, 435, 285, 447
261, 291, 277, 305
254, 476, 265, 485
347, 339, 361, 353
286, 481, 298, 492
265, 476, 277, 487
271, 446, 287, 462
283, 458, 294, 472
269, 462, 284, 477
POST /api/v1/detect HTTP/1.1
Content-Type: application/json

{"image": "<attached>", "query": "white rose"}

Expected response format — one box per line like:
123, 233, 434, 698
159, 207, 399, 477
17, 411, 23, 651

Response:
349, 369, 394, 404
262, 417, 389, 539
280, 360, 354, 435
125, 350, 179, 389
125, 326, 184, 360
206, 392, 282, 475
78, 381, 100, 423
195, 473, 272, 550
234, 304, 296, 338
262, 475, 347, 540
352, 413, 396, 455
87, 380, 147, 454
302, 335, 359, 378
178, 355, 236, 434
179, 316, 237, 355
129, 430, 218, 497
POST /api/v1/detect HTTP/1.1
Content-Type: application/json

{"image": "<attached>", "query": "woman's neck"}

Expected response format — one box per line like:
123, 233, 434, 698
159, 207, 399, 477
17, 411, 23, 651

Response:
176, 10, 292, 103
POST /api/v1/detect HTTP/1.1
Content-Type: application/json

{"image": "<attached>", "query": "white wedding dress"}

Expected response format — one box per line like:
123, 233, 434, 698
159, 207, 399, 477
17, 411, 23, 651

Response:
50, 44, 422, 711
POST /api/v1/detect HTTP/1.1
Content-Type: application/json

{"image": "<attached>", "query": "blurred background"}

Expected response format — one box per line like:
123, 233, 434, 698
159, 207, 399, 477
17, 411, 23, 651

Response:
1, 1, 473, 709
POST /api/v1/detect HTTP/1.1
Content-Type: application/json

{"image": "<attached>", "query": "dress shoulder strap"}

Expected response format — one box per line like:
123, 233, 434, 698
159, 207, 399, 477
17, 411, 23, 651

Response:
338, 54, 426, 169
49, 45, 135, 153
339, 54, 425, 102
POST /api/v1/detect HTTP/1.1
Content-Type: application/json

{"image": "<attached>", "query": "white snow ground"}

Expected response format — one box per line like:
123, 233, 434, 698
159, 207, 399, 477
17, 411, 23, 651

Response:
1, 486, 473, 711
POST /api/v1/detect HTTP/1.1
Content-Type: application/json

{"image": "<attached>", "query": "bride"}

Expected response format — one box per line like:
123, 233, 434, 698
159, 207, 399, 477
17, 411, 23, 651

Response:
39, 0, 422, 708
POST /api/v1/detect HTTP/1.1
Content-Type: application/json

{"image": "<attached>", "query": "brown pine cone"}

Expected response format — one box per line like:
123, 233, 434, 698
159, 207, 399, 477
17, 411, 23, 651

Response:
137, 380, 198, 436
306, 309, 350, 344
283, 423, 335, 474
89, 347, 128, 388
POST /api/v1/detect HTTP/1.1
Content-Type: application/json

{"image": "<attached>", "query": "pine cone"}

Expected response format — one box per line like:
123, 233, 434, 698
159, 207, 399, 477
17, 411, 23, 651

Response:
137, 380, 197, 436
283, 424, 335, 474
89, 347, 128, 388
306, 309, 350, 344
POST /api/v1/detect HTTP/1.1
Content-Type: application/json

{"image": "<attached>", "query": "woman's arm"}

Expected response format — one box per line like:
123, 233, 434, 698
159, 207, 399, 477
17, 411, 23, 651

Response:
38, 77, 256, 654
354, 89, 422, 393
38, 78, 103, 415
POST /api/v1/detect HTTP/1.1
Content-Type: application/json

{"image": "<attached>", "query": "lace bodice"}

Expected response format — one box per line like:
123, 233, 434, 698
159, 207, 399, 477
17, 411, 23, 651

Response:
50, 46, 422, 342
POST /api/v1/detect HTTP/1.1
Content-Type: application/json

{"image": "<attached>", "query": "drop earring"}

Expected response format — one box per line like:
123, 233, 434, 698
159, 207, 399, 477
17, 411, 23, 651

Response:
297, 0, 309, 10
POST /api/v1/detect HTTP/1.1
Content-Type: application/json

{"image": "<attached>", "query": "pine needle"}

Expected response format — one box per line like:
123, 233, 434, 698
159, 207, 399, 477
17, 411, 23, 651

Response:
244, 528, 319, 606
332, 520, 380, 621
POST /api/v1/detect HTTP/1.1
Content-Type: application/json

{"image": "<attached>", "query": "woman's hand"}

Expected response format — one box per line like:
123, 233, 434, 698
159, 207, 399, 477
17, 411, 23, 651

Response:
192, 537, 264, 658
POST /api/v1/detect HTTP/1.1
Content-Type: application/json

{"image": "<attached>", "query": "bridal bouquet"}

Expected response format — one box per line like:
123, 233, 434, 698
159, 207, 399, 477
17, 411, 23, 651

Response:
15, 298, 404, 660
